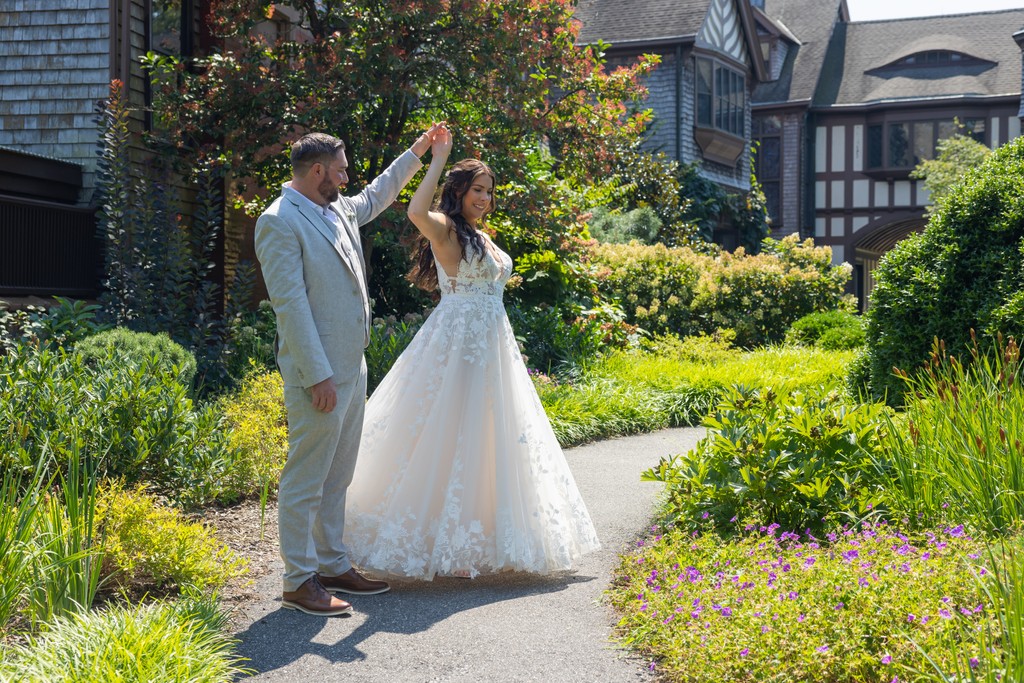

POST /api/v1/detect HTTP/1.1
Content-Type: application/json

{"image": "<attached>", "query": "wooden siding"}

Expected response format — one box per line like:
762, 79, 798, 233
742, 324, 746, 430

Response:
0, 0, 111, 204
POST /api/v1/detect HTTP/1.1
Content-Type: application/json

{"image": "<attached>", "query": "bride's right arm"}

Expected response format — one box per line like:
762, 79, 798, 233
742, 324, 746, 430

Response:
407, 125, 453, 244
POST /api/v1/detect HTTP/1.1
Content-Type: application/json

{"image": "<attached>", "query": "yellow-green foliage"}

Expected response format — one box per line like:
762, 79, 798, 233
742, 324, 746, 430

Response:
593, 234, 853, 347
0, 595, 250, 682
218, 368, 288, 500
541, 344, 856, 446
96, 483, 246, 592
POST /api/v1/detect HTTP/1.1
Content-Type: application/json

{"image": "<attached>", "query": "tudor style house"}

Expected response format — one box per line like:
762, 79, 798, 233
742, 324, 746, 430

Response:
576, 0, 1024, 307
575, 0, 768, 193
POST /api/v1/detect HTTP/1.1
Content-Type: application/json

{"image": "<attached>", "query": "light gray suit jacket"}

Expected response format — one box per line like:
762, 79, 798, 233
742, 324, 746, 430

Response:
255, 150, 422, 388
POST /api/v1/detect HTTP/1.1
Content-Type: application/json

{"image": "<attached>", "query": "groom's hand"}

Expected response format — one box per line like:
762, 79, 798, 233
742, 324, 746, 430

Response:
410, 122, 444, 157
310, 377, 337, 413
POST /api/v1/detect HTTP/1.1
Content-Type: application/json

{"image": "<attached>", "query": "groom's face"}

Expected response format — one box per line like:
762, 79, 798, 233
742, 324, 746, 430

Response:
317, 149, 349, 204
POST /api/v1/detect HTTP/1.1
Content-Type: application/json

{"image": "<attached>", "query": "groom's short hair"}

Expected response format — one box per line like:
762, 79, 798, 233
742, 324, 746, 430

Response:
291, 133, 346, 176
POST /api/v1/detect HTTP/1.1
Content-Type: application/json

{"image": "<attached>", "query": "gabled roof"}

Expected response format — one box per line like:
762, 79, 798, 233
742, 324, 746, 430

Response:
575, 0, 713, 46
752, 0, 847, 106
574, 0, 767, 79
815, 9, 1024, 107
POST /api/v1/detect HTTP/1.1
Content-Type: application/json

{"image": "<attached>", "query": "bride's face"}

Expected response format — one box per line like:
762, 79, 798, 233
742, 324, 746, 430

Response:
460, 173, 494, 226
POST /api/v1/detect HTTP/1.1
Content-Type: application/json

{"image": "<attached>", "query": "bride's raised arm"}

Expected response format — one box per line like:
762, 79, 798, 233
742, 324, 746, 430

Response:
407, 123, 453, 244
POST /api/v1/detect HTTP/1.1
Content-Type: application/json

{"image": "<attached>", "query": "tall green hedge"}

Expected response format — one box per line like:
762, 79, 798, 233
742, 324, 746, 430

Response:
865, 136, 1024, 404
592, 234, 852, 347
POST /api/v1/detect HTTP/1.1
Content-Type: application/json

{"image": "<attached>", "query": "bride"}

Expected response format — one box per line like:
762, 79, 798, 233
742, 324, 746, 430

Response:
343, 124, 600, 579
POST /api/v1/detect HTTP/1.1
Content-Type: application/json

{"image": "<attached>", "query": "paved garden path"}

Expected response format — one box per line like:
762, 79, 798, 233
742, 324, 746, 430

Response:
231, 427, 705, 683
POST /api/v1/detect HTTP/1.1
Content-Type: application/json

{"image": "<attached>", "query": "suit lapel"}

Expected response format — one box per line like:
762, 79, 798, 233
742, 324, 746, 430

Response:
285, 189, 361, 276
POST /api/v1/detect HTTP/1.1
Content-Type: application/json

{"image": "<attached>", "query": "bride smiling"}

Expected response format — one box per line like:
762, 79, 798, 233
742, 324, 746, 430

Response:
342, 124, 600, 580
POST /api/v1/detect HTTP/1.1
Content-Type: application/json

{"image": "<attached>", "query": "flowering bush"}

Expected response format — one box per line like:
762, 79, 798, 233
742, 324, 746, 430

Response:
611, 522, 996, 682
593, 234, 853, 347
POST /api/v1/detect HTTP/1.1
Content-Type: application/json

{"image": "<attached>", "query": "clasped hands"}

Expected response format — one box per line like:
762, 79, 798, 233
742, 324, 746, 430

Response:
410, 122, 453, 159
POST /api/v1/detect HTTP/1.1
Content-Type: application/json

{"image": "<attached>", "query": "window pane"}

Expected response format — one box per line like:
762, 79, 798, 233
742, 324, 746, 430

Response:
758, 137, 780, 179
697, 59, 713, 126
964, 118, 986, 144
889, 123, 910, 167
867, 125, 883, 168
913, 122, 934, 163
937, 120, 956, 142
762, 181, 780, 226
760, 115, 782, 134
152, 0, 181, 56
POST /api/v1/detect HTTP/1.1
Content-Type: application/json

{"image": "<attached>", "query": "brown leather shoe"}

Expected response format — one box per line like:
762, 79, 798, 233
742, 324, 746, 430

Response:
282, 576, 352, 616
319, 568, 390, 595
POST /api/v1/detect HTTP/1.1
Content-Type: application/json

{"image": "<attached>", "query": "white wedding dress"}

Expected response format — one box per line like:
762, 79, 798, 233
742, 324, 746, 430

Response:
344, 235, 601, 579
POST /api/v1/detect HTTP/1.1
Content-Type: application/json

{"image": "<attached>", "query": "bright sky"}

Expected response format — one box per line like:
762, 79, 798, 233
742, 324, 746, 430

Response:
847, 0, 1024, 21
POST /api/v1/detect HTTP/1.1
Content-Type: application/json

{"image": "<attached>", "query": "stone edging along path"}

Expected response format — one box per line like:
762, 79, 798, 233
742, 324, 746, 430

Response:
229, 427, 705, 682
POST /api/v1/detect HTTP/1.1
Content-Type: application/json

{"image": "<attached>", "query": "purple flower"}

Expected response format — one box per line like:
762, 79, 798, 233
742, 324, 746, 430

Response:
740, 648, 749, 657
788, 591, 799, 600
881, 654, 892, 664
907, 613, 915, 622
939, 609, 952, 619
797, 614, 806, 622
835, 602, 845, 610
970, 657, 980, 669
702, 512, 710, 519
817, 645, 829, 653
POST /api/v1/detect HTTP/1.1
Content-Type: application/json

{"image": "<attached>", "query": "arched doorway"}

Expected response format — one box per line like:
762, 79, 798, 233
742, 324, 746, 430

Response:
851, 214, 927, 311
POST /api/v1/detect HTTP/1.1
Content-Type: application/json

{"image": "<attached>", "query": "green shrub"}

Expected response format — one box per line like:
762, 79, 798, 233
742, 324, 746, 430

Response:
509, 303, 635, 375
610, 522, 995, 683
641, 331, 736, 364
587, 206, 662, 244
217, 368, 288, 502
593, 234, 852, 347
76, 327, 198, 389
0, 298, 109, 354
223, 299, 277, 383
845, 349, 873, 400
1, 345, 232, 508
0, 595, 250, 682
786, 310, 865, 350
96, 483, 246, 592
864, 136, 1024, 404
643, 384, 889, 531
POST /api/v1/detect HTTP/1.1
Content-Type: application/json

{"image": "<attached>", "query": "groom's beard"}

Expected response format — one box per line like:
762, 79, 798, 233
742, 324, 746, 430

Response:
318, 178, 341, 204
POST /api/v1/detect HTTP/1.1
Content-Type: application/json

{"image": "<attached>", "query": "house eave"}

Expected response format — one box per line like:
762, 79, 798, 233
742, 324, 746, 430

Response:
812, 92, 1021, 113
579, 34, 697, 51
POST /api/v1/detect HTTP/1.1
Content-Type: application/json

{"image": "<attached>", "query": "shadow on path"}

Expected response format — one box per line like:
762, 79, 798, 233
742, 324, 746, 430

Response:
235, 570, 596, 675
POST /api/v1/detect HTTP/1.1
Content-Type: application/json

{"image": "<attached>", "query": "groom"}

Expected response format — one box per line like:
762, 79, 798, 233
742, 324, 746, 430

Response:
255, 125, 437, 616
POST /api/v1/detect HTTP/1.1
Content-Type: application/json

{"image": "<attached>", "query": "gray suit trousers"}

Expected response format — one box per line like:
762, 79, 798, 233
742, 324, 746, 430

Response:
279, 360, 367, 591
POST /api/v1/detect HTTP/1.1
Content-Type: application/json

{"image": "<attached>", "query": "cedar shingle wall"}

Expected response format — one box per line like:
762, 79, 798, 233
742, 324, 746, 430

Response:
0, 0, 152, 205
0, 0, 111, 205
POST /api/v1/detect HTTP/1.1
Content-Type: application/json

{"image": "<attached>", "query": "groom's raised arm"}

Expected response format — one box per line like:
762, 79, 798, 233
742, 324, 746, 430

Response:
346, 125, 438, 226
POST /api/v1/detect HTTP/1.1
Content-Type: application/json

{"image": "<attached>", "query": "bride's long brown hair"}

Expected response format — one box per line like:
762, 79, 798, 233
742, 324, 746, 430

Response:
407, 159, 496, 291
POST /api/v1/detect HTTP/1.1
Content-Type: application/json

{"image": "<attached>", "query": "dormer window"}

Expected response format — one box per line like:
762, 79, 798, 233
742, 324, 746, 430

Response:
867, 50, 995, 77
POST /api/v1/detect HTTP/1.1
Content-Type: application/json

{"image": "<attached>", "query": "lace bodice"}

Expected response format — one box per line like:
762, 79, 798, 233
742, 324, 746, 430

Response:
435, 237, 513, 298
